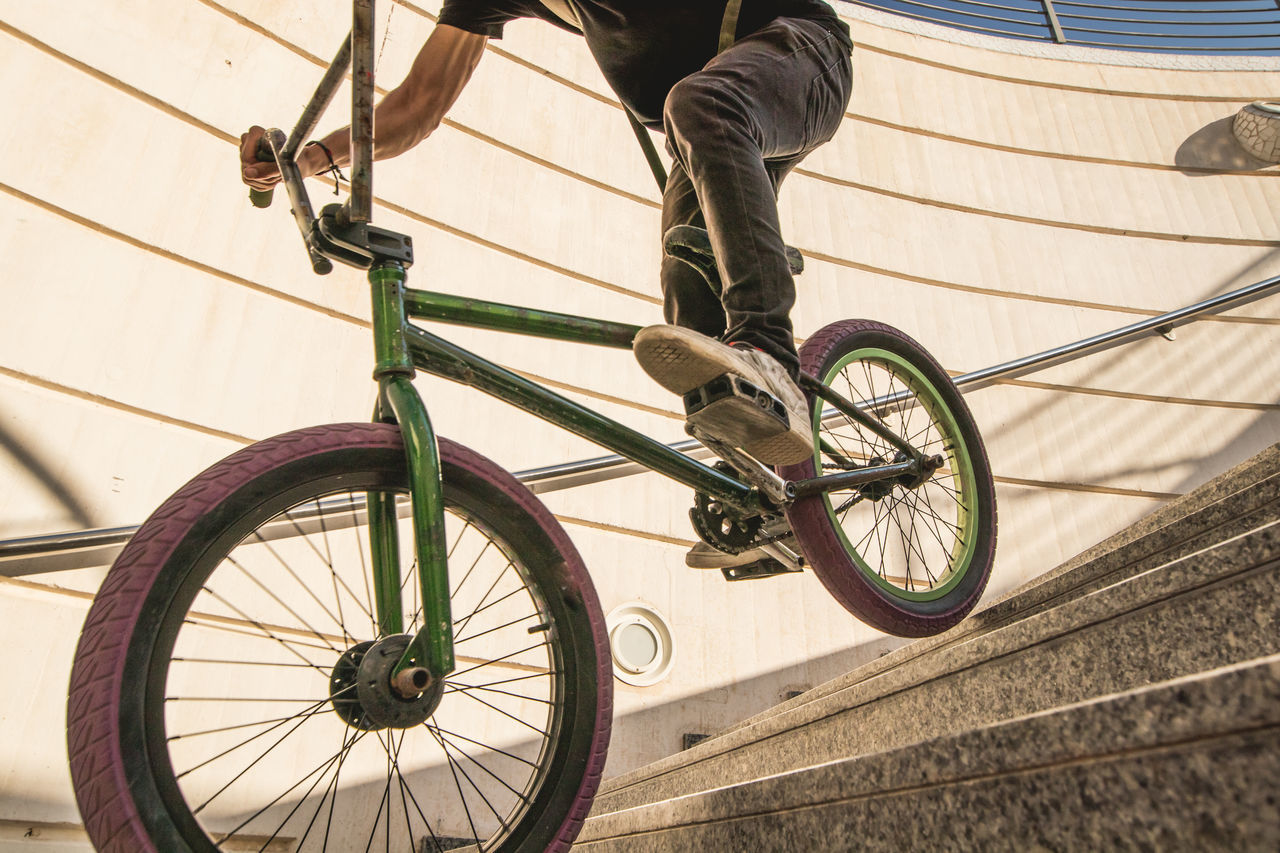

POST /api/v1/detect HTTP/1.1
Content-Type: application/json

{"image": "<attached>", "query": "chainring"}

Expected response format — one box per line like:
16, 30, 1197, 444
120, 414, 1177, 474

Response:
689, 463, 765, 555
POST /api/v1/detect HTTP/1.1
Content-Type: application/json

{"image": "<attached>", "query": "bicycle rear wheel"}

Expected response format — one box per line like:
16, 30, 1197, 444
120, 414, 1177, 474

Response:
779, 320, 997, 637
68, 423, 611, 852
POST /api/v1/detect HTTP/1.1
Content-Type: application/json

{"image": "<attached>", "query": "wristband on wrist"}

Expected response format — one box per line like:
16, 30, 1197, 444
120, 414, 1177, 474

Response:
305, 140, 348, 195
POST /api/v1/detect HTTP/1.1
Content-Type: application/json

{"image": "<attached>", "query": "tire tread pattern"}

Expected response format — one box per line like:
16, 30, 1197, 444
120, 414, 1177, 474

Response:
67, 424, 611, 853
779, 320, 997, 638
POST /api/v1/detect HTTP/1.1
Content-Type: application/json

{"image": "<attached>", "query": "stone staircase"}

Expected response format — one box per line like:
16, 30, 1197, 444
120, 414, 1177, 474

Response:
577, 444, 1280, 850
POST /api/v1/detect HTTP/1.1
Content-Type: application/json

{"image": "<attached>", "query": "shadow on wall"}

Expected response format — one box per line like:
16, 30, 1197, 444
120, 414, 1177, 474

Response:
1175, 116, 1274, 174
977, 250, 1280, 502
0, 421, 93, 534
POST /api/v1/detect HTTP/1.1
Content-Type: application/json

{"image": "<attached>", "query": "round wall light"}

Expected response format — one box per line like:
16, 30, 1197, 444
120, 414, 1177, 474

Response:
606, 602, 675, 687
1232, 101, 1280, 164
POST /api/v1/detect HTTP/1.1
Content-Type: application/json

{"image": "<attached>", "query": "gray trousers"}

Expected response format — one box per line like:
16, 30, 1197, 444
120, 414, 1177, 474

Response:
660, 16, 854, 377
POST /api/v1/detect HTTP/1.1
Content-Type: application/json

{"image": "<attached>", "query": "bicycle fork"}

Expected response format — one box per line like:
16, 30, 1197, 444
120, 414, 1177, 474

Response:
367, 260, 456, 695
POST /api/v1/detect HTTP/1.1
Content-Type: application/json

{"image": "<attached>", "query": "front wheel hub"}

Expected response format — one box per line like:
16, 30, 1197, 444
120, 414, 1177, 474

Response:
329, 635, 444, 731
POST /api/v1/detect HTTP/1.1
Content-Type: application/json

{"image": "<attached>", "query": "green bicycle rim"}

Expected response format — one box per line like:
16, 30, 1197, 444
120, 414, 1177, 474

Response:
815, 347, 980, 603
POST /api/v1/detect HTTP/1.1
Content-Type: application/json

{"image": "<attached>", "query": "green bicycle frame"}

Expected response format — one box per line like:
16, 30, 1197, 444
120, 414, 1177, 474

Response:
363, 259, 933, 686
363, 260, 764, 684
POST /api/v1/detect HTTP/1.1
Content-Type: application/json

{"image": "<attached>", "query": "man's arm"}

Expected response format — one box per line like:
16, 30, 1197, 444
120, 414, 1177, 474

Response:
241, 24, 488, 189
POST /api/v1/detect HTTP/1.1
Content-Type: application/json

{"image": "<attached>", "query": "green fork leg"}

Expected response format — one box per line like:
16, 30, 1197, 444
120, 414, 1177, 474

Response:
366, 261, 455, 683
366, 486, 404, 637
382, 375, 454, 680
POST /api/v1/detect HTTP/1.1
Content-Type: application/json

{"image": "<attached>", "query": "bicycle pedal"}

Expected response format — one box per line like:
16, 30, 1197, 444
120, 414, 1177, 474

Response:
682, 374, 790, 428
720, 557, 803, 582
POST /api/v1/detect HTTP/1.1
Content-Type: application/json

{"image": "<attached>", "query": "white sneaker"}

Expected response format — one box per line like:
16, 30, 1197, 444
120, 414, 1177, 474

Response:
685, 540, 773, 569
634, 325, 813, 465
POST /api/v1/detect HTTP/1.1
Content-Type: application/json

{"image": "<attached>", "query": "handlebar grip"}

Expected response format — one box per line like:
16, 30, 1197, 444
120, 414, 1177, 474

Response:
248, 136, 276, 208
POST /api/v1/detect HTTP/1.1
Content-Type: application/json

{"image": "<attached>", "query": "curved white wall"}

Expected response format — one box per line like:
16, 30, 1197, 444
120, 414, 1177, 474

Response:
0, 0, 1276, 840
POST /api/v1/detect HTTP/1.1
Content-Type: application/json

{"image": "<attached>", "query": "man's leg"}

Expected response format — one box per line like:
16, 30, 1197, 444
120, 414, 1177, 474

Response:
660, 16, 853, 377
660, 161, 726, 339
634, 17, 853, 466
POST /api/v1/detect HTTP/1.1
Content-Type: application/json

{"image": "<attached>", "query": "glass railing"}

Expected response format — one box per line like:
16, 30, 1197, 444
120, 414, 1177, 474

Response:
842, 0, 1280, 55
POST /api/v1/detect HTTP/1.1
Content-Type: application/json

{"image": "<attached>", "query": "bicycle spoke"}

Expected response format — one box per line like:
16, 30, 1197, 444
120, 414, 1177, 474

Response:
377, 728, 436, 851
208, 721, 366, 836
250, 534, 351, 639
445, 685, 551, 738
348, 493, 379, 638
901, 489, 958, 558
451, 670, 554, 693
362, 729, 406, 853
892, 499, 914, 588
925, 473, 964, 498
393, 733, 416, 852
451, 643, 551, 679
320, 724, 360, 851
190, 698, 336, 815
241, 723, 355, 852
449, 682, 554, 706
174, 694, 334, 779
172, 657, 318, 668
428, 726, 513, 828
887, 500, 933, 588
169, 713, 315, 743
198, 586, 339, 671
453, 584, 530, 632
429, 725, 541, 770
433, 726, 534, 803
449, 536, 496, 605
295, 724, 360, 852
227, 556, 345, 656
831, 491, 865, 515
429, 726, 484, 849
454, 608, 542, 646
309, 499, 350, 647
452, 556, 517, 642
181, 614, 338, 659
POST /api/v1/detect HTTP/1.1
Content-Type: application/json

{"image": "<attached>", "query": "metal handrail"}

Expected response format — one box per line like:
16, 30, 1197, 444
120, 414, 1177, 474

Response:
2, 273, 1277, 576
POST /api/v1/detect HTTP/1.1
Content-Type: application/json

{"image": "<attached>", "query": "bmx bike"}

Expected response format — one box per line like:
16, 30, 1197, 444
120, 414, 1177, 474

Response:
66, 5, 996, 850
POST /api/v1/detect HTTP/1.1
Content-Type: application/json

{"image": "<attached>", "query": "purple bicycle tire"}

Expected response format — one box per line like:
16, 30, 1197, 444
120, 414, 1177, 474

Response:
67, 423, 612, 852
778, 320, 997, 637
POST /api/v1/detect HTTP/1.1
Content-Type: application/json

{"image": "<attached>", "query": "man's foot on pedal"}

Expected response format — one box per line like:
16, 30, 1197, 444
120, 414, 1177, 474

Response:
685, 540, 774, 570
634, 325, 813, 465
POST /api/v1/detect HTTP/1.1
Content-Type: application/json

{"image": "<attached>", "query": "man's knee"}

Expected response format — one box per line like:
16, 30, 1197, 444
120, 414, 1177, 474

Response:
663, 73, 748, 143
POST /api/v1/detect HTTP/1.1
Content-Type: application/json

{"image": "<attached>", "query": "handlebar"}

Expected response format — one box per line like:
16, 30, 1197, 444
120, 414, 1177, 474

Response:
249, 125, 410, 276
245, 6, 408, 276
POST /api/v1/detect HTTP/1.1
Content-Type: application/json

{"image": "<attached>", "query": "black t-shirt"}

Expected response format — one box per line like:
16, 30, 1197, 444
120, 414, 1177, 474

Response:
437, 0, 846, 125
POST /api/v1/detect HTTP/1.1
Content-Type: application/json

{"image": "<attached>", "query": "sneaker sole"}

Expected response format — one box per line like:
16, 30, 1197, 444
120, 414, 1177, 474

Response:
687, 396, 813, 465
636, 326, 815, 465
634, 328, 749, 395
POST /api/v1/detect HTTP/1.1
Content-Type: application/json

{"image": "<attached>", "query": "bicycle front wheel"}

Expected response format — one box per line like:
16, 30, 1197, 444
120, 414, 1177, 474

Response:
68, 423, 611, 852
779, 320, 997, 637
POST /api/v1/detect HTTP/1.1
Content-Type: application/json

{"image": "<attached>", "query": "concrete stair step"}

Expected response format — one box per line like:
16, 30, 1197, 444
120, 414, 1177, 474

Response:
590, 514, 1280, 816
578, 654, 1280, 851
744, 454, 1280, 736
979, 443, 1280, 634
